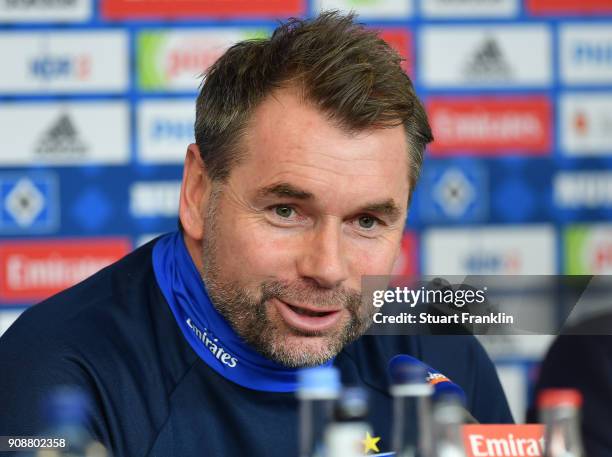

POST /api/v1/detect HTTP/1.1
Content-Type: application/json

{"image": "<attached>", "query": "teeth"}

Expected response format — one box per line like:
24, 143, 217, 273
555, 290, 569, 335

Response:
290, 305, 330, 317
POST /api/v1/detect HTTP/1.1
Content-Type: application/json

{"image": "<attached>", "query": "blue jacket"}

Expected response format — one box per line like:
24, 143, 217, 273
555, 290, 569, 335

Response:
0, 238, 513, 457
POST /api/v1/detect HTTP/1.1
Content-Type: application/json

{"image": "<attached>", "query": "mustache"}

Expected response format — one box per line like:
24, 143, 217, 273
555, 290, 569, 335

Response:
260, 280, 362, 310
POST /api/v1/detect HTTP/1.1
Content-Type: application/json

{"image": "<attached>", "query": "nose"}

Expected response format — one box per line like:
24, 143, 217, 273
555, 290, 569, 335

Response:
296, 220, 349, 289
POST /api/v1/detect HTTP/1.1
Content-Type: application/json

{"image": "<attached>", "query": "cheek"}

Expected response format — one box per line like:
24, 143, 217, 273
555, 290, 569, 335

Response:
347, 234, 403, 278
213, 218, 295, 281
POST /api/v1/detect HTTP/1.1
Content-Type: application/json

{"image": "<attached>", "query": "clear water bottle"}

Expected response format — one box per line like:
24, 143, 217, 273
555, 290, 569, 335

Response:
389, 356, 434, 457
297, 366, 340, 457
538, 388, 584, 457
431, 393, 467, 457
35, 386, 108, 457
325, 387, 371, 457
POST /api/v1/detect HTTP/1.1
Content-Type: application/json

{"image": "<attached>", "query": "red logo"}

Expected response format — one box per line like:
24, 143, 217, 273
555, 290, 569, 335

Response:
0, 238, 131, 303
102, 0, 304, 19
463, 424, 544, 457
527, 0, 612, 15
427, 97, 552, 156
593, 243, 612, 272
379, 28, 413, 76
392, 231, 419, 277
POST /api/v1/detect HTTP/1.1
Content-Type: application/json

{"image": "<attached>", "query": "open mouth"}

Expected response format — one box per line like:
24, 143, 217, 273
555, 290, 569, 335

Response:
272, 298, 343, 333
285, 303, 336, 318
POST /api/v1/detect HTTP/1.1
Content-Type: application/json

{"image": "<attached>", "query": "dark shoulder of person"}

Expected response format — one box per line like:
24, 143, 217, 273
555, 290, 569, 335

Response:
528, 314, 612, 457
0, 239, 194, 455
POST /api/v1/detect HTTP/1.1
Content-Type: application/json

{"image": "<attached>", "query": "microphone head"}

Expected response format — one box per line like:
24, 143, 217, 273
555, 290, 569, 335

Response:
388, 354, 467, 405
389, 354, 428, 385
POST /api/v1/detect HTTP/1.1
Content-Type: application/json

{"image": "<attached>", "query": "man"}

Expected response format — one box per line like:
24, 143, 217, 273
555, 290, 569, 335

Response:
0, 12, 512, 456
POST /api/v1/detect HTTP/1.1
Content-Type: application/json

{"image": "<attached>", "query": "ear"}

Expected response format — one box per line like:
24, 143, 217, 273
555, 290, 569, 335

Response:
179, 144, 210, 242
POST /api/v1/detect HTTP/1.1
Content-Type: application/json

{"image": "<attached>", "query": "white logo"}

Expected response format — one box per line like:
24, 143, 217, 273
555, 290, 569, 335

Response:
137, 100, 195, 164
560, 93, 612, 156
420, 0, 518, 18
186, 318, 238, 368
555, 172, 612, 209
420, 25, 552, 87
312, 0, 413, 19
0, 0, 91, 22
0, 102, 129, 166
423, 226, 556, 275
433, 168, 476, 218
561, 24, 612, 85
4, 178, 45, 227
129, 181, 181, 218
0, 31, 127, 93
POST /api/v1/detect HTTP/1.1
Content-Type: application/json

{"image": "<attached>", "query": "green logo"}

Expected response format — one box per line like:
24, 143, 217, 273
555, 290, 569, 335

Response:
138, 32, 168, 90
565, 225, 590, 274
137, 30, 269, 91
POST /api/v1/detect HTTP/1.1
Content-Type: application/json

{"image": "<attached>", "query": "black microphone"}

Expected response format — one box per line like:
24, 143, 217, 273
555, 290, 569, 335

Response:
389, 355, 479, 424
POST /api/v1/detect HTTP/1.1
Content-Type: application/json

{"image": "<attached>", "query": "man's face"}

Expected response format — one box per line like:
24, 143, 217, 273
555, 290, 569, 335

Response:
197, 88, 410, 367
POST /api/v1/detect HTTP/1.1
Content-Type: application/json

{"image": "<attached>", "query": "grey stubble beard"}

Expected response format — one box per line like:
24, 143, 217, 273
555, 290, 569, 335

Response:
198, 184, 373, 368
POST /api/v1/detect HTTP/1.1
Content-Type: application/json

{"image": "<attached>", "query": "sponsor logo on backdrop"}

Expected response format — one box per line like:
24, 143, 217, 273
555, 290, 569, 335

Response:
561, 93, 612, 156
555, 172, 612, 209
527, 0, 612, 15
130, 181, 181, 218
0, 173, 58, 233
391, 231, 419, 276
379, 28, 413, 75
419, 163, 488, 223
102, 0, 302, 19
137, 100, 195, 163
138, 29, 266, 92
423, 226, 556, 275
463, 37, 513, 81
0, 238, 131, 303
428, 97, 551, 155
0, 102, 129, 166
565, 224, 612, 274
463, 425, 544, 457
421, 0, 518, 17
561, 24, 612, 85
36, 114, 88, 157
30, 53, 91, 82
0, 31, 127, 93
420, 26, 552, 88
0, 0, 91, 22
313, 0, 413, 19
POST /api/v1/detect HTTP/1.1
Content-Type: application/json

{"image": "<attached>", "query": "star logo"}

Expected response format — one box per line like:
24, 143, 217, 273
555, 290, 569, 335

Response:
362, 431, 381, 454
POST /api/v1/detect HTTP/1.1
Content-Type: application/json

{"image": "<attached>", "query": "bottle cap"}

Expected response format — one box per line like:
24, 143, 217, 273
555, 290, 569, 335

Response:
335, 387, 368, 421
297, 366, 340, 399
537, 388, 583, 409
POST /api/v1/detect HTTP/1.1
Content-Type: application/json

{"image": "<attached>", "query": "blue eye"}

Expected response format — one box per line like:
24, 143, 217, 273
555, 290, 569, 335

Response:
275, 206, 294, 218
358, 215, 377, 229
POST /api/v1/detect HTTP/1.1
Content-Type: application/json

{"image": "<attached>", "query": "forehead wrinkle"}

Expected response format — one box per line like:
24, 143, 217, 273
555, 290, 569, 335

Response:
276, 157, 392, 180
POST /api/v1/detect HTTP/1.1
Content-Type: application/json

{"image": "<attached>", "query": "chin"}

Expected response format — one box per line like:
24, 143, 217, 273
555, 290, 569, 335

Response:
256, 307, 359, 368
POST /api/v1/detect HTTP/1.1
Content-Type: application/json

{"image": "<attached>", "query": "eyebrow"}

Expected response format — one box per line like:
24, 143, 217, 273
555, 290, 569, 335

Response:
257, 182, 314, 200
257, 182, 403, 223
361, 199, 403, 223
